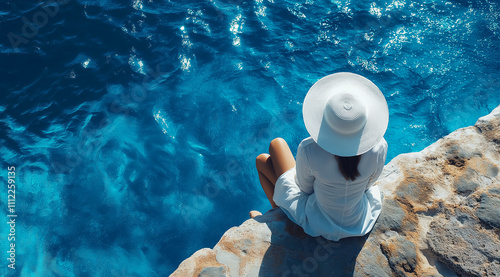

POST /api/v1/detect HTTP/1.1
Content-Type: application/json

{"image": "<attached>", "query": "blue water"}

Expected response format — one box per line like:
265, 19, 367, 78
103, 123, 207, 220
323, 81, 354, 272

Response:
0, 0, 499, 275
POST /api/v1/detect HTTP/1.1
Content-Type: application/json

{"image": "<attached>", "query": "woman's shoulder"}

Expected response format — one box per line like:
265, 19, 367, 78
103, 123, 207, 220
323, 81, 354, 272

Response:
298, 137, 332, 159
298, 137, 324, 152
363, 138, 388, 162
298, 137, 315, 148
370, 138, 388, 154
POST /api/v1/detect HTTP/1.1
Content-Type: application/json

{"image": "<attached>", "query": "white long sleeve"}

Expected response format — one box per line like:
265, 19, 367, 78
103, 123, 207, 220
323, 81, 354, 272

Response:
295, 140, 314, 194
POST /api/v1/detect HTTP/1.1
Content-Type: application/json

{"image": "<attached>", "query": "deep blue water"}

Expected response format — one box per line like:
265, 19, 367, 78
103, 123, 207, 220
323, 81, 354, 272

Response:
0, 0, 499, 275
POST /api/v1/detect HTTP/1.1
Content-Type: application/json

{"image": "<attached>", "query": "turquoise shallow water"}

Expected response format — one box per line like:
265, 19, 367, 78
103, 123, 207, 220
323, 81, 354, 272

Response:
0, 0, 499, 275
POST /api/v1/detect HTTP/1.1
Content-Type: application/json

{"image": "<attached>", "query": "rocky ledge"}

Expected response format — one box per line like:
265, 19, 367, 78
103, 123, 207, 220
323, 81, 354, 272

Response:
172, 105, 500, 277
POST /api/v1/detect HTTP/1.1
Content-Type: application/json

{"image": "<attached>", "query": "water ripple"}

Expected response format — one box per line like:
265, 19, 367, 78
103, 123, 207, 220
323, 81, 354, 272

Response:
1, 0, 499, 275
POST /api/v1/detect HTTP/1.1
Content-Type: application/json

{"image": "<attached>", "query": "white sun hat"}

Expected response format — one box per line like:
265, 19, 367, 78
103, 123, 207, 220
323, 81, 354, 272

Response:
303, 72, 389, 157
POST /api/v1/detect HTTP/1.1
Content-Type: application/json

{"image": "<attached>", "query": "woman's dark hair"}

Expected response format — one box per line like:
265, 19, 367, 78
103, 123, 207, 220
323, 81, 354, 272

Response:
335, 155, 361, 181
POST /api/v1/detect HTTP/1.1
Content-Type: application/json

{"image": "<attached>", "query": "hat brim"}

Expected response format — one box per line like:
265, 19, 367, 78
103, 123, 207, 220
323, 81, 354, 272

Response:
303, 72, 389, 156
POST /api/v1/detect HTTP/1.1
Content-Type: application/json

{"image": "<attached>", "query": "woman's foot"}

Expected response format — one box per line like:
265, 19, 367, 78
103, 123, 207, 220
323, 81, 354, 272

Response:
249, 210, 262, 218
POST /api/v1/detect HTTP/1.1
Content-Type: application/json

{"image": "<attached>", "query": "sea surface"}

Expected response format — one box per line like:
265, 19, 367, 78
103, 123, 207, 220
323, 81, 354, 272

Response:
0, 0, 499, 275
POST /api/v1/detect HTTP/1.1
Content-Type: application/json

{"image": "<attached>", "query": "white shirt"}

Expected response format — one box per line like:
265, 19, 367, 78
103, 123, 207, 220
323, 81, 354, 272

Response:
273, 137, 387, 241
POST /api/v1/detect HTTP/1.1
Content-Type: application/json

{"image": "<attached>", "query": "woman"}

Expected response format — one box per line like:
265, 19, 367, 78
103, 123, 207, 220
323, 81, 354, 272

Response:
251, 72, 388, 241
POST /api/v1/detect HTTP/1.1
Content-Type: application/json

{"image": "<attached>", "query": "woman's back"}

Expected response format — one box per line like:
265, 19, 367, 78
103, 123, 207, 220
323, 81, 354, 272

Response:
296, 137, 387, 228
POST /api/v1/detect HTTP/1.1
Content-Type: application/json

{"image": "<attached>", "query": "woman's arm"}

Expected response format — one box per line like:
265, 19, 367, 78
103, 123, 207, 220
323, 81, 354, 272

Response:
296, 141, 315, 194
366, 139, 388, 190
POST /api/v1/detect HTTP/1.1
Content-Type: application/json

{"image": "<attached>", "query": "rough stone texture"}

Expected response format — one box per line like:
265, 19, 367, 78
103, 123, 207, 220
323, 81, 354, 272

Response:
172, 248, 229, 277
476, 193, 500, 229
172, 105, 500, 277
199, 266, 228, 277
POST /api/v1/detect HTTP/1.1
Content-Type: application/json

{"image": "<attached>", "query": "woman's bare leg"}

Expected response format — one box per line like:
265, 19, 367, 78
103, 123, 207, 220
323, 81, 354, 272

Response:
253, 138, 296, 214
256, 153, 278, 208
268, 137, 296, 178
